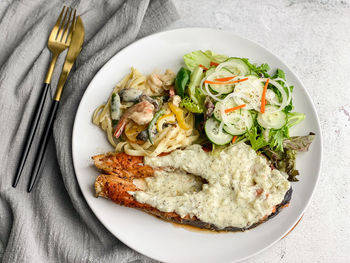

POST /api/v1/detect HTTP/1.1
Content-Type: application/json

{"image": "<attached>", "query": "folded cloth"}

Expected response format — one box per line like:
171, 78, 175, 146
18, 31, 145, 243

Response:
0, 1, 178, 262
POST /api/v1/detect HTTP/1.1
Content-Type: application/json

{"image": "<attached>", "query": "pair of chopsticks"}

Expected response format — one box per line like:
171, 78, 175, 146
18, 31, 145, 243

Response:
13, 6, 85, 192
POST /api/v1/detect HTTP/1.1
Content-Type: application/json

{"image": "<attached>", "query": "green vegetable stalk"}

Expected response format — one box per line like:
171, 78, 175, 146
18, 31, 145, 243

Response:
148, 109, 165, 145
187, 66, 204, 104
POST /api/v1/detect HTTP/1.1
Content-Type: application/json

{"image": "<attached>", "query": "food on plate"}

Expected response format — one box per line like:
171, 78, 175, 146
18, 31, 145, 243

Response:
93, 68, 198, 157
93, 143, 293, 231
91, 50, 315, 231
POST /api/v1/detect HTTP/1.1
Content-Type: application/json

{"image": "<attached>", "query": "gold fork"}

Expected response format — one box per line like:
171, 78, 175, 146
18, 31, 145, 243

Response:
44, 6, 76, 84
13, 6, 77, 187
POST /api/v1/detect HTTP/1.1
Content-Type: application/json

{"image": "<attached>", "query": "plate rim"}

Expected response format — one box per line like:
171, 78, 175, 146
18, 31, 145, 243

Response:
71, 27, 323, 263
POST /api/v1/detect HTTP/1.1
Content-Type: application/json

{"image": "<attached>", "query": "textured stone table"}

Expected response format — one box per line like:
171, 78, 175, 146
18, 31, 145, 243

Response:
167, 0, 350, 262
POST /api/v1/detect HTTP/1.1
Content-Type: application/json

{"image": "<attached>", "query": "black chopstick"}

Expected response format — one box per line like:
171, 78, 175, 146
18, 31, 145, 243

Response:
27, 100, 60, 192
13, 83, 51, 188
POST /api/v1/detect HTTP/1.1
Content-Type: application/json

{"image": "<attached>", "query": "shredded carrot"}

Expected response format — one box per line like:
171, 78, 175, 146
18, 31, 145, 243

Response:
272, 206, 276, 213
260, 78, 270, 113
214, 76, 236, 82
204, 78, 248, 85
224, 104, 246, 113
199, 64, 208, 71
231, 136, 237, 144
281, 203, 290, 209
261, 215, 268, 221
210, 61, 219, 67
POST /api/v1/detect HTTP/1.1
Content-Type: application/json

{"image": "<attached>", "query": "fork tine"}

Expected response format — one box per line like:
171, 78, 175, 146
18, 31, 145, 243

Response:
49, 6, 66, 40
62, 8, 76, 44
56, 7, 71, 41
65, 9, 77, 44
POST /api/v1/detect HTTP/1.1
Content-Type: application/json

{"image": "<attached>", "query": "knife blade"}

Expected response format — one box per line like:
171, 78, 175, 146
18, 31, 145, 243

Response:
54, 16, 85, 101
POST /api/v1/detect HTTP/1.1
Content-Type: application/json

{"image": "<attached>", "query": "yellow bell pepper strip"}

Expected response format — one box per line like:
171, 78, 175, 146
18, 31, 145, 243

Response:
156, 113, 176, 132
148, 109, 165, 145
124, 123, 148, 144
168, 102, 191, 130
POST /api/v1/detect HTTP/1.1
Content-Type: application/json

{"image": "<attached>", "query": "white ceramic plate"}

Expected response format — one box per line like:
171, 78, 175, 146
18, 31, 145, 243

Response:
72, 28, 322, 263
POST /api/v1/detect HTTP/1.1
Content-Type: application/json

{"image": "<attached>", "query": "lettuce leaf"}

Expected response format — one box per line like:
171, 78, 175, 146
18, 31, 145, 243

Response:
262, 133, 315, 181
187, 66, 204, 104
180, 96, 204, 113
286, 112, 305, 128
269, 128, 287, 152
263, 147, 299, 181
183, 50, 228, 71
246, 127, 269, 151
273, 68, 285, 79
283, 132, 315, 152
267, 112, 305, 152
240, 58, 271, 77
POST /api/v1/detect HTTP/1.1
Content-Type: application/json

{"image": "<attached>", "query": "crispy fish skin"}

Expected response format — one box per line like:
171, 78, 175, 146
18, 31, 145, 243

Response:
93, 152, 154, 181
93, 153, 292, 232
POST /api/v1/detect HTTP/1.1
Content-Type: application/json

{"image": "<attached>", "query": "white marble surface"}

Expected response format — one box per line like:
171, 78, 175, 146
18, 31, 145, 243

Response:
167, 0, 350, 262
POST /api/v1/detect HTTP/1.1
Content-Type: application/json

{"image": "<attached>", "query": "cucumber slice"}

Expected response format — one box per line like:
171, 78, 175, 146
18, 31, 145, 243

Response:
213, 100, 235, 121
205, 117, 233, 145
257, 105, 287, 129
206, 69, 235, 94
220, 67, 235, 75
213, 101, 222, 121
220, 58, 250, 76
246, 74, 262, 82
223, 110, 254, 135
205, 67, 216, 77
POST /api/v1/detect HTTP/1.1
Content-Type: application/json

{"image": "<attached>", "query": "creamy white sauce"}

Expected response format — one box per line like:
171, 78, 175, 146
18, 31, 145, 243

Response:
143, 170, 203, 197
131, 142, 290, 229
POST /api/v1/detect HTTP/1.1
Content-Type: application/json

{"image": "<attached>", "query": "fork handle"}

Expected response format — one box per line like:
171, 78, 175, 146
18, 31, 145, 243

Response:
13, 83, 51, 187
27, 100, 59, 192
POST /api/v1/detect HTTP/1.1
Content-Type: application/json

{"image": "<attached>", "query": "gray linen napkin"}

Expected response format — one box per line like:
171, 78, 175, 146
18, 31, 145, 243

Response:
0, 1, 179, 262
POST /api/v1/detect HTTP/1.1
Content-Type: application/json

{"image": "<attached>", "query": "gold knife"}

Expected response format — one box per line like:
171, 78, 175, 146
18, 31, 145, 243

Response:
54, 16, 85, 101
27, 16, 85, 192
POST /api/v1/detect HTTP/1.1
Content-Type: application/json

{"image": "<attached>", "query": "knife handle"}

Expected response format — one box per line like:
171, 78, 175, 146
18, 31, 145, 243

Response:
13, 83, 51, 187
27, 100, 59, 192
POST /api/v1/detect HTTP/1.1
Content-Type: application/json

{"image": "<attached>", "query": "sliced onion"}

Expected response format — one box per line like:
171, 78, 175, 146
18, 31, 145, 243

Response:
199, 76, 208, 95
200, 72, 225, 102
273, 77, 292, 103
258, 78, 291, 113
266, 89, 281, 105
201, 71, 292, 114
233, 78, 263, 111
220, 93, 249, 129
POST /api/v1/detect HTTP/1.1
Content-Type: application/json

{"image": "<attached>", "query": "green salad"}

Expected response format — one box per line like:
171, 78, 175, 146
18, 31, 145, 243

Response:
174, 50, 315, 181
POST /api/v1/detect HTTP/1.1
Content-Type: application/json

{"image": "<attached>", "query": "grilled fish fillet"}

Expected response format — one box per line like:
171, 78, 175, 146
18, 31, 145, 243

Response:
92, 152, 292, 232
